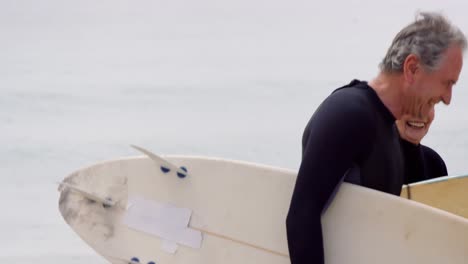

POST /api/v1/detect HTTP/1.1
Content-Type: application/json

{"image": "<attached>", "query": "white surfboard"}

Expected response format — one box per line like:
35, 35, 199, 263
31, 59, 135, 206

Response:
401, 174, 468, 218
58, 146, 468, 264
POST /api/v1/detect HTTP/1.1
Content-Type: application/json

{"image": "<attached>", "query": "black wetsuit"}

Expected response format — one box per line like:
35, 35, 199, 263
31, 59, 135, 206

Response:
400, 139, 448, 184
286, 80, 405, 264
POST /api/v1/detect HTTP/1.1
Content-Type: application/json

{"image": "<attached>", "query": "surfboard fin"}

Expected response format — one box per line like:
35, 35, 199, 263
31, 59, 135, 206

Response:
58, 181, 116, 208
130, 145, 189, 178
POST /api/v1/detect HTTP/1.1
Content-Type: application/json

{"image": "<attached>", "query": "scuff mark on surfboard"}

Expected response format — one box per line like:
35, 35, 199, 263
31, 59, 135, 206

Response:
404, 230, 412, 241
58, 168, 129, 241
59, 187, 117, 239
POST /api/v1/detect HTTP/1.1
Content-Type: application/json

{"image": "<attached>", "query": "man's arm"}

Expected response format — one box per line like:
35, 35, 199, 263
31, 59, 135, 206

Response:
286, 93, 374, 264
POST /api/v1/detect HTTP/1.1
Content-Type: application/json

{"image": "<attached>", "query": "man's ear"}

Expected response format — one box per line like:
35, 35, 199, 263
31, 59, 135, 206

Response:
403, 54, 420, 84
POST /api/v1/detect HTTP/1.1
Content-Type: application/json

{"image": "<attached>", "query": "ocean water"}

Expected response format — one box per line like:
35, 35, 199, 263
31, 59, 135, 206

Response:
1, 0, 468, 262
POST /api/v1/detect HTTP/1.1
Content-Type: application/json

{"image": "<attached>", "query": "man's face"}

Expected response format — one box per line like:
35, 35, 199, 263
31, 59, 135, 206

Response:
402, 45, 463, 119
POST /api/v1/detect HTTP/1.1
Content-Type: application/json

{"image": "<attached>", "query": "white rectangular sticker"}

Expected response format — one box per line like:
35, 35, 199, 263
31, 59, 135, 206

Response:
123, 196, 202, 252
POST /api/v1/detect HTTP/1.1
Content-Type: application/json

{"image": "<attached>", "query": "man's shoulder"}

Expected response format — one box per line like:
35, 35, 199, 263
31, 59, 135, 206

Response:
420, 144, 445, 163
330, 79, 373, 103
420, 144, 448, 177
317, 80, 376, 123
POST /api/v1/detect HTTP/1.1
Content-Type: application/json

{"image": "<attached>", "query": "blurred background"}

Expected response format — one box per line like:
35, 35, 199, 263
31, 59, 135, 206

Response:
1, 0, 468, 262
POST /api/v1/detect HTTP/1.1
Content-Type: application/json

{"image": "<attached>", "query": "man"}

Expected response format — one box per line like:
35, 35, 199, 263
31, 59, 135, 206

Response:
286, 12, 466, 264
397, 109, 447, 185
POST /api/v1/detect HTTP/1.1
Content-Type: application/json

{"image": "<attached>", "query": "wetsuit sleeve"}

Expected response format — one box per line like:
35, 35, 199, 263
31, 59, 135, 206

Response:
286, 93, 374, 264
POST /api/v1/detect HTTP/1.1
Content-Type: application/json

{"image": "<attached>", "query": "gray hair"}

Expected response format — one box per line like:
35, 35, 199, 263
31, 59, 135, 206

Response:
379, 11, 467, 73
